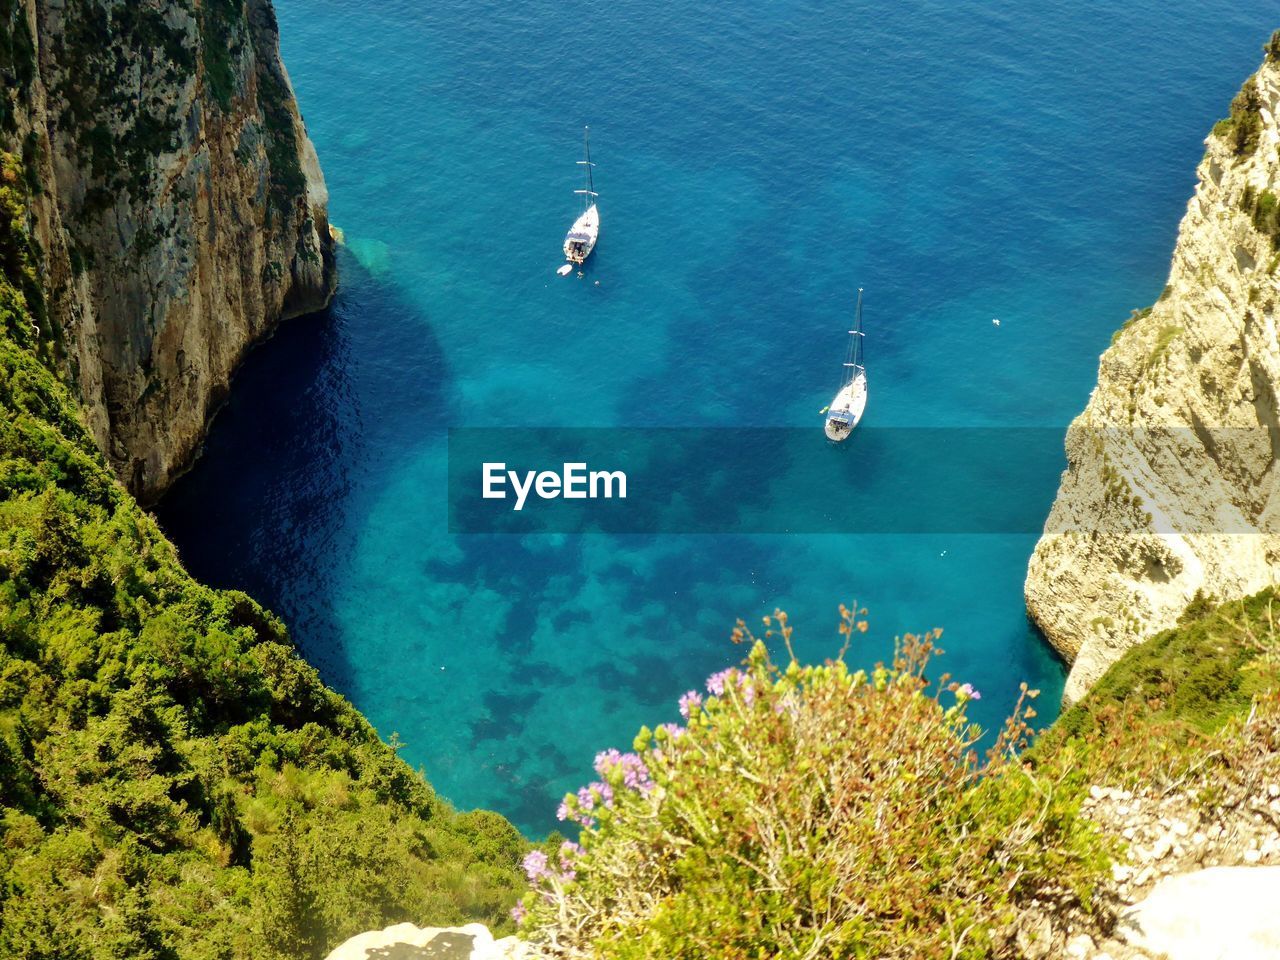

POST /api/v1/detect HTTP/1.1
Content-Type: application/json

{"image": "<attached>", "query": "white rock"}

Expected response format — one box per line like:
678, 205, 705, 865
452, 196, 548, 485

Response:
324, 922, 528, 960
1120, 866, 1280, 960
1064, 933, 1095, 959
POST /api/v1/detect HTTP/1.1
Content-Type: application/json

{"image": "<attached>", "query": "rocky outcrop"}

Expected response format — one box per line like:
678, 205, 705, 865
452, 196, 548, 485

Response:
1027, 45, 1280, 702
325, 922, 530, 960
1, 0, 335, 501
1016, 773, 1280, 960
1121, 866, 1280, 959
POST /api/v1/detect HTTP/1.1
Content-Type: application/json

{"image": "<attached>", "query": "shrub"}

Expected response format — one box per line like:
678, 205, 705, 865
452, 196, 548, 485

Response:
1110, 305, 1151, 346
1043, 587, 1280, 750
517, 610, 1111, 959
1251, 189, 1280, 246
1215, 79, 1264, 158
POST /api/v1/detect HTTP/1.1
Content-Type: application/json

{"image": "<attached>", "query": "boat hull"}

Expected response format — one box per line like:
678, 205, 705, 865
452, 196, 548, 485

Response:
824, 375, 868, 442
563, 204, 600, 264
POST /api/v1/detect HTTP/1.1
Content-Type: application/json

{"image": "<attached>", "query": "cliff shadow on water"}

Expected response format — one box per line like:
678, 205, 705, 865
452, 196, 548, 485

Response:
155, 247, 456, 697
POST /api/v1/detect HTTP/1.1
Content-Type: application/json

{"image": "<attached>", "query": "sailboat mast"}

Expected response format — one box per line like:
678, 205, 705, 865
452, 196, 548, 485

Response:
574, 125, 597, 214
853, 288, 864, 373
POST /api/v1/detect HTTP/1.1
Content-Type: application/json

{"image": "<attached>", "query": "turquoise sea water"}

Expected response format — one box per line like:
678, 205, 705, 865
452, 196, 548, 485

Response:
158, 1, 1274, 834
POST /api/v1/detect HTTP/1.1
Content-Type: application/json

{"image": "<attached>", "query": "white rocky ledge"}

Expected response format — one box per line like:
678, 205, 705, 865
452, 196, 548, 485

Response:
325, 922, 528, 960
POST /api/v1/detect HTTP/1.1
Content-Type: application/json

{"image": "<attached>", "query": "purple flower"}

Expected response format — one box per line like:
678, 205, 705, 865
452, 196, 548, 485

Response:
707, 667, 757, 703
560, 840, 583, 861
678, 690, 703, 718
957, 683, 982, 701
510, 902, 527, 923
593, 749, 654, 793
658, 722, 686, 739
557, 792, 598, 829
622, 755, 653, 792
522, 850, 550, 882
593, 748, 622, 777
558, 840, 582, 880
706, 668, 736, 696
577, 781, 614, 811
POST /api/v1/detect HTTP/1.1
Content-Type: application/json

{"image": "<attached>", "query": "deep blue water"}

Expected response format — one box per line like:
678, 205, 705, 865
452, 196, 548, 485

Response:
157, 1, 1275, 834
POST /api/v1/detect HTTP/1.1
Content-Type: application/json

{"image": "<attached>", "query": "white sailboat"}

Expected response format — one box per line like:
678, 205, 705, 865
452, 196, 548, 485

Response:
558, 126, 599, 275
823, 288, 868, 442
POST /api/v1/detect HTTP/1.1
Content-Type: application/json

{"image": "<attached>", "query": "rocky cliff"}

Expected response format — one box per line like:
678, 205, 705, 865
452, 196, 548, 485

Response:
0, 0, 335, 502
1027, 38, 1280, 703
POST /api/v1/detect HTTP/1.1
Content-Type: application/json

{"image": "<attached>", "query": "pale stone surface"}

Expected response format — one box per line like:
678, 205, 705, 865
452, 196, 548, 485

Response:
1026, 53, 1280, 703
1120, 867, 1280, 959
11, 0, 336, 501
325, 922, 529, 960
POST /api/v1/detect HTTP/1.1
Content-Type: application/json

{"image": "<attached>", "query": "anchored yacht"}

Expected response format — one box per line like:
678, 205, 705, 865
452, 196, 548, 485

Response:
558, 126, 599, 275
823, 289, 868, 442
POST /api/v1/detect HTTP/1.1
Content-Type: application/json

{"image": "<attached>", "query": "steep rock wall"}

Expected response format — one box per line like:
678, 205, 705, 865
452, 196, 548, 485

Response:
1027, 45, 1280, 703
1, 0, 335, 501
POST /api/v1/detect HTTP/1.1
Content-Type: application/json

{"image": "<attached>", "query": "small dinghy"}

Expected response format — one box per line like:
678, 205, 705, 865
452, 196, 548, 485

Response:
823, 288, 868, 442
561, 126, 599, 271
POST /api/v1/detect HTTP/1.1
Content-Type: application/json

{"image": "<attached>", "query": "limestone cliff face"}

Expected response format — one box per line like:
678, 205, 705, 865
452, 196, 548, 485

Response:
1, 0, 335, 501
1027, 48, 1280, 703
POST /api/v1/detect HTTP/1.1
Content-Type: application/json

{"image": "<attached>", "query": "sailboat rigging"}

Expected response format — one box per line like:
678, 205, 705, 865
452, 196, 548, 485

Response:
558, 125, 599, 275
823, 288, 868, 442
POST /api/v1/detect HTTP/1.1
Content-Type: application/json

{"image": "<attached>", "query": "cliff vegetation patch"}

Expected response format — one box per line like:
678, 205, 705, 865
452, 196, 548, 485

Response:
1241, 185, 1280, 250
0, 0, 36, 133
1213, 77, 1264, 159
51, 0, 192, 212
516, 588, 1280, 959
200, 0, 247, 111
0, 156, 523, 960
517, 610, 1112, 960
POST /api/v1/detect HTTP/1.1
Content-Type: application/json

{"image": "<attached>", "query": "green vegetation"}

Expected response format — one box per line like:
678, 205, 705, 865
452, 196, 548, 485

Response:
0, 0, 36, 134
1266, 29, 1280, 65
520, 593, 1280, 959
1212, 76, 1264, 159
1045, 588, 1280, 749
1147, 323, 1183, 367
1110, 305, 1151, 346
200, 0, 246, 111
255, 61, 307, 221
47, 0, 195, 210
1241, 185, 1280, 250
519, 611, 1112, 959
0, 153, 525, 959
0, 154, 45, 337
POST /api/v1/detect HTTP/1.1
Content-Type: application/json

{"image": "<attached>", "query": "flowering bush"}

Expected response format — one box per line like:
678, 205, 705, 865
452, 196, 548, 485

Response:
516, 609, 1110, 959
